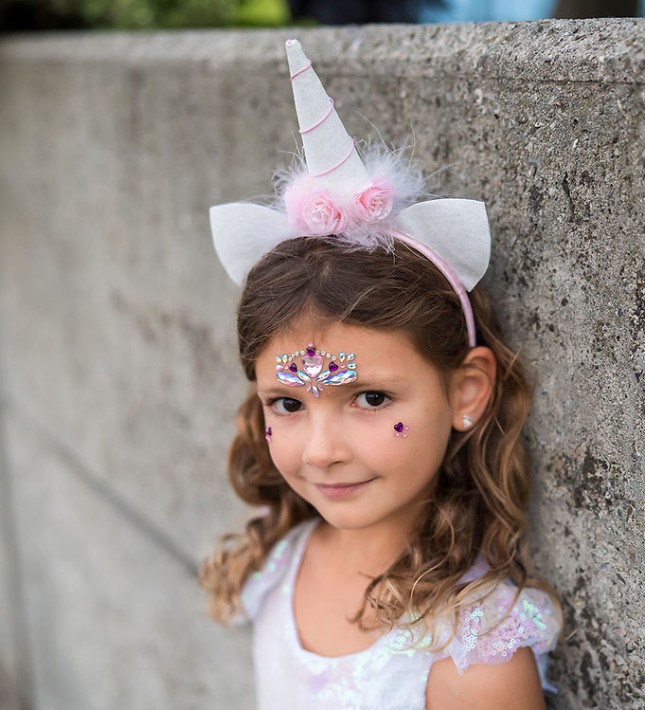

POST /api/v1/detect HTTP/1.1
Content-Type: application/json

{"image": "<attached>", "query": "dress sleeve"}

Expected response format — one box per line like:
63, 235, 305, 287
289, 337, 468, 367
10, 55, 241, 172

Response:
235, 520, 313, 624
435, 581, 561, 692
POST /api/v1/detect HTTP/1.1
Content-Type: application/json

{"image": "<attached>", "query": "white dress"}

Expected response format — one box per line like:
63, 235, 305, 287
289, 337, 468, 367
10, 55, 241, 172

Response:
239, 519, 561, 710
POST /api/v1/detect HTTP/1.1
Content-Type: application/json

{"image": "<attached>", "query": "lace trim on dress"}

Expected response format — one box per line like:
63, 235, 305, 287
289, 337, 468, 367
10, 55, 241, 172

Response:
435, 581, 561, 691
238, 520, 561, 691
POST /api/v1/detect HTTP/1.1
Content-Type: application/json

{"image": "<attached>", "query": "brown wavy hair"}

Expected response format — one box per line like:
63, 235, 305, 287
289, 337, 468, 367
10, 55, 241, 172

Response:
199, 236, 562, 644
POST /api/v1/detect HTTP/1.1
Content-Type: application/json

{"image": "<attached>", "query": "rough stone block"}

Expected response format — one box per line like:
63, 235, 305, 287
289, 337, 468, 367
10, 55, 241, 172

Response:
2, 412, 254, 710
0, 19, 643, 709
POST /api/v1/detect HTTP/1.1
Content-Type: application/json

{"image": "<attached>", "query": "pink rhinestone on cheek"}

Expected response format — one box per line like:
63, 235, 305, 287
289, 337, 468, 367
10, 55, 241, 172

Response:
394, 422, 409, 438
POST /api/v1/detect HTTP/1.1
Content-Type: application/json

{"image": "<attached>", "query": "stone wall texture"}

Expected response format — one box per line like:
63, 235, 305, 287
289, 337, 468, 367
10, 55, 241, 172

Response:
0, 18, 643, 710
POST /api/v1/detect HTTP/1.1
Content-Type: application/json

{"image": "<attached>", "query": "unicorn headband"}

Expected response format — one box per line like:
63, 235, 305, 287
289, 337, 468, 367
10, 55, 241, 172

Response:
210, 39, 491, 348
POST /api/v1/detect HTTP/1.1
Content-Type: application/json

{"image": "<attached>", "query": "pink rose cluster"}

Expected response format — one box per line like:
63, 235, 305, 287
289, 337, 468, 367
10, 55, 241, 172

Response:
283, 175, 394, 236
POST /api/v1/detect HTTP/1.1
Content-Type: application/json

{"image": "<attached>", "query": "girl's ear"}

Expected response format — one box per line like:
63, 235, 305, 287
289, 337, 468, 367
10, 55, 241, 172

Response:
448, 346, 497, 431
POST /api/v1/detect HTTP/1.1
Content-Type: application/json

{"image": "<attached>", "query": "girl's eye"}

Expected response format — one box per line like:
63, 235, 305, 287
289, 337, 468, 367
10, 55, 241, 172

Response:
355, 391, 391, 409
271, 397, 303, 414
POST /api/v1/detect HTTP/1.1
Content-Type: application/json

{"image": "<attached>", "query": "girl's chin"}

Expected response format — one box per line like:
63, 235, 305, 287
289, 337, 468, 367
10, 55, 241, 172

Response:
312, 505, 391, 532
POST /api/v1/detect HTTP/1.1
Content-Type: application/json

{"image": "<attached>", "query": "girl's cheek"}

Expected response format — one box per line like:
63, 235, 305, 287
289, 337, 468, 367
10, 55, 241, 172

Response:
266, 431, 301, 473
356, 409, 407, 441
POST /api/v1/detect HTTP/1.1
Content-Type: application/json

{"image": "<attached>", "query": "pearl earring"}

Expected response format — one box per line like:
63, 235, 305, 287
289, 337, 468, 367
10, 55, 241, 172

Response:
265, 427, 272, 442
462, 415, 473, 429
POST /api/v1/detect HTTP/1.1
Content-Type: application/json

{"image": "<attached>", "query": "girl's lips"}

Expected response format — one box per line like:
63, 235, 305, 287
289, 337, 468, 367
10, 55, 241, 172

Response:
315, 479, 375, 500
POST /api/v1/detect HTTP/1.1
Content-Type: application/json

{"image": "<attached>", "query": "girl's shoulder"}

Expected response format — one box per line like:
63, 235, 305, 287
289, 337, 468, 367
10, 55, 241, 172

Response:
431, 565, 561, 691
237, 518, 317, 623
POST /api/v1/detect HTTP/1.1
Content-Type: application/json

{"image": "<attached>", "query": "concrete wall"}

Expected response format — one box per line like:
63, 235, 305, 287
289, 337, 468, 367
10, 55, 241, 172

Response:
0, 19, 643, 710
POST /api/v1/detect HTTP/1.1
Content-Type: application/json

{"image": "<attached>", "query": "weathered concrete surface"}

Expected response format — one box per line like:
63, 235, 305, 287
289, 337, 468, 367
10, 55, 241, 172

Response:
0, 428, 26, 710
0, 19, 643, 710
1, 411, 253, 710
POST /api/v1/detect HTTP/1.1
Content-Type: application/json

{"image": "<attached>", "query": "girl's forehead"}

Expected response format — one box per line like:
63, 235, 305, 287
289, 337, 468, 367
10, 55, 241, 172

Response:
258, 322, 418, 370
254, 320, 450, 397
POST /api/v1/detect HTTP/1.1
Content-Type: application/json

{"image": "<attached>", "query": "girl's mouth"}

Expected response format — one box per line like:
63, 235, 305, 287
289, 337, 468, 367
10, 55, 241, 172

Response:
314, 479, 376, 500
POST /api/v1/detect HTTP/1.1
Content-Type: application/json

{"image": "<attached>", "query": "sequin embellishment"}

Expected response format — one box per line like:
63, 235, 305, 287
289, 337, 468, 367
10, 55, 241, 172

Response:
242, 522, 561, 709
457, 587, 559, 665
275, 344, 358, 397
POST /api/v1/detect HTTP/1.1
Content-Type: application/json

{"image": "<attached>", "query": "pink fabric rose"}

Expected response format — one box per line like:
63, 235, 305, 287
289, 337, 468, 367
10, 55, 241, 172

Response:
354, 180, 394, 223
284, 177, 347, 235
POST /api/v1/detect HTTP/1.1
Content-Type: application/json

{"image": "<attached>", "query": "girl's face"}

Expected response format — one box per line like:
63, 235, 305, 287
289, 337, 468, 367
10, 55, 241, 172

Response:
255, 321, 459, 534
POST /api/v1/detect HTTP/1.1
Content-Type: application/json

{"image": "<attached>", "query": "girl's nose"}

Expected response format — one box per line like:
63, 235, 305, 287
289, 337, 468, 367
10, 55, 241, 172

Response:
302, 411, 348, 470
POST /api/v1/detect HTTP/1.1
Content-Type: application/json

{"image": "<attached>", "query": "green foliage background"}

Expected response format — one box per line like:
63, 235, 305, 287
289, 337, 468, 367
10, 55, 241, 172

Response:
26, 0, 292, 29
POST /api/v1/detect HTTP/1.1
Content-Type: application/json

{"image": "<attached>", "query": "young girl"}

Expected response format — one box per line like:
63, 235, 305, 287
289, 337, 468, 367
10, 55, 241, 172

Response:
200, 39, 562, 710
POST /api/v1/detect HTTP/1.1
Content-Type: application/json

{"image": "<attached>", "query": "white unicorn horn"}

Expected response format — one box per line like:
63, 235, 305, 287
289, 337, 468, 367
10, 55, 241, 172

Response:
285, 39, 369, 190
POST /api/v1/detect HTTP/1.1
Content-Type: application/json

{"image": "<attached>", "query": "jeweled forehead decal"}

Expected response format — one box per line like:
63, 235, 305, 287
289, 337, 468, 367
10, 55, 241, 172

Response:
275, 344, 357, 398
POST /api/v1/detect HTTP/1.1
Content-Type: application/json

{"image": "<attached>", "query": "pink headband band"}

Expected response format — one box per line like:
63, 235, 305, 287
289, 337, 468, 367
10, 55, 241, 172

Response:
390, 230, 477, 348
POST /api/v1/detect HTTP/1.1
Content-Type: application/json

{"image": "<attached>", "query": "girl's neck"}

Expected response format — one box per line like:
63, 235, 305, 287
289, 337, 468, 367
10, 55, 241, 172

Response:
316, 518, 414, 578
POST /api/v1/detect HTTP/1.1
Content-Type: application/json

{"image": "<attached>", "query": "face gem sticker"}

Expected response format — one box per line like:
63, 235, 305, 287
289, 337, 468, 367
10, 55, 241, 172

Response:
394, 422, 409, 438
275, 344, 357, 397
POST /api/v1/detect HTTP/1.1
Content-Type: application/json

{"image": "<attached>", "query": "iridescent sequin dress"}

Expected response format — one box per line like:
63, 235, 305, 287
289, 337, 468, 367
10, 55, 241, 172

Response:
239, 519, 560, 710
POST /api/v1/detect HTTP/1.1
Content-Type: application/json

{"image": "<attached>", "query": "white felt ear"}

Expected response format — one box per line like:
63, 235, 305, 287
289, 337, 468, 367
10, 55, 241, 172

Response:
392, 199, 491, 291
210, 203, 294, 285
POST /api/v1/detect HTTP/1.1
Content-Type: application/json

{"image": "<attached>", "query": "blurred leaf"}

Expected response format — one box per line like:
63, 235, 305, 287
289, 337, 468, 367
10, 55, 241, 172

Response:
2, 0, 295, 30
233, 0, 290, 26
